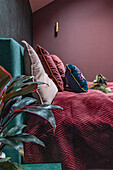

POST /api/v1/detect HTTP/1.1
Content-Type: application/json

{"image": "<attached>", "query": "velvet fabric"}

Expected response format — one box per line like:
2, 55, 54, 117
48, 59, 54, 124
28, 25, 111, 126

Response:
22, 41, 58, 104
35, 45, 64, 91
0, 38, 24, 77
65, 64, 88, 92
0, 38, 24, 163
20, 163, 62, 169
24, 82, 113, 169
51, 54, 65, 87
51, 54, 65, 80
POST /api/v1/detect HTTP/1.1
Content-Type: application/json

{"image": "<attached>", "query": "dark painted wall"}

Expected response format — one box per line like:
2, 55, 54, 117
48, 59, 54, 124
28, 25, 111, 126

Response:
33, 0, 113, 81
0, 0, 32, 45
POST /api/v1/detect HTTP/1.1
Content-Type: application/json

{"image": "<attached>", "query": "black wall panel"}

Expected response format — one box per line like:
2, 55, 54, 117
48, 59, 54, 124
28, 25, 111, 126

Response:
0, 0, 32, 45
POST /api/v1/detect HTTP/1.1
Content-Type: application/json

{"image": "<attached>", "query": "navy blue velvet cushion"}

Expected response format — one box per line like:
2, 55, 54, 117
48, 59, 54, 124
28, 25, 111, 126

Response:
65, 64, 88, 92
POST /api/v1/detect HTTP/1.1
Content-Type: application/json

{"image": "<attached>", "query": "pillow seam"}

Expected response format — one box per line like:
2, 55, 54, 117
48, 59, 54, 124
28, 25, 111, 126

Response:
26, 45, 44, 104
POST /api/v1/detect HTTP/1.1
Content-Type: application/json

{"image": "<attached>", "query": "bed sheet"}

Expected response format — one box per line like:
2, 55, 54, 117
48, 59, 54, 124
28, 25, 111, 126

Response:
24, 82, 113, 169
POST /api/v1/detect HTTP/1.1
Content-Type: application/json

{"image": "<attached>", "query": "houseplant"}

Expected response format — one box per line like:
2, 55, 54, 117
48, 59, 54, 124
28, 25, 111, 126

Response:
0, 66, 62, 169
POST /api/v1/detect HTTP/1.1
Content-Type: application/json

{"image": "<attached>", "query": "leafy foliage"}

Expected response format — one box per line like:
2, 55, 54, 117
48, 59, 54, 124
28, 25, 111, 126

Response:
0, 66, 62, 169
0, 157, 24, 170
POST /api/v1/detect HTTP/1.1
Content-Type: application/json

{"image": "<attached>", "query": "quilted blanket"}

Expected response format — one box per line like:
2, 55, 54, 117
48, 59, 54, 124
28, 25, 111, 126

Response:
24, 82, 113, 169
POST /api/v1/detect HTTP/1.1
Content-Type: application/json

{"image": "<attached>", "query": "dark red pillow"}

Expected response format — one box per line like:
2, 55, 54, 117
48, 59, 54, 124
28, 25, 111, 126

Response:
51, 54, 65, 80
35, 45, 64, 91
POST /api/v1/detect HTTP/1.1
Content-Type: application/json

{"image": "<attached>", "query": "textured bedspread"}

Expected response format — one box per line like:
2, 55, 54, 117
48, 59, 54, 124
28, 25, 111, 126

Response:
24, 82, 113, 169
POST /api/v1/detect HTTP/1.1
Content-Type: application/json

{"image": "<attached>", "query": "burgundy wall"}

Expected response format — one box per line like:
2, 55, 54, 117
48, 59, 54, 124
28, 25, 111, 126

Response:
33, 0, 113, 81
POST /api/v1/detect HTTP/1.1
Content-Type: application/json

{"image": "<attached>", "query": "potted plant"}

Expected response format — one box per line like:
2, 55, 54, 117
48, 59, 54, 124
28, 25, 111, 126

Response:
0, 66, 62, 169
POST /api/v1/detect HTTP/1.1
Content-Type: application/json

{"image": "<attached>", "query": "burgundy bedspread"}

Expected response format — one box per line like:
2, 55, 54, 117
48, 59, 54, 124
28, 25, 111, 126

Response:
24, 82, 113, 169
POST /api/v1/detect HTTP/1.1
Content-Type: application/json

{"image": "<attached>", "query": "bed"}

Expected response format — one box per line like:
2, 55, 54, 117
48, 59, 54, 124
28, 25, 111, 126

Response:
23, 82, 113, 169
1, 38, 113, 169
22, 42, 113, 169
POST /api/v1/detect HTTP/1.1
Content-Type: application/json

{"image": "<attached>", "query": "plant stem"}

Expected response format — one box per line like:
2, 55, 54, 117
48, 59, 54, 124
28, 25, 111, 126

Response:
0, 114, 16, 134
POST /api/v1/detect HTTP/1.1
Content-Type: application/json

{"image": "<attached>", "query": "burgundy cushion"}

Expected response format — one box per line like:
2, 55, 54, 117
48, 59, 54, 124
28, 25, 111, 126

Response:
51, 54, 65, 80
35, 45, 64, 91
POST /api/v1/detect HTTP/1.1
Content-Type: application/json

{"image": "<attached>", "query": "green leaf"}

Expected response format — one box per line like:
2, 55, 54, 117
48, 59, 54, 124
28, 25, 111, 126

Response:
12, 75, 33, 85
0, 161, 18, 170
6, 124, 27, 136
0, 157, 11, 162
19, 107, 56, 130
13, 133, 45, 147
0, 136, 23, 149
1, 96, 22, 119
36, 104, 63, 110
0, 133, 44, 157
10, 97, 37, 113
2, 83, 38, 103
9, 82, 45, 93
2, 75, 25, 95
0, 66, 12, 95
0, 136, 24, 156
13, 162, 24, 169
3, 75, 34, 95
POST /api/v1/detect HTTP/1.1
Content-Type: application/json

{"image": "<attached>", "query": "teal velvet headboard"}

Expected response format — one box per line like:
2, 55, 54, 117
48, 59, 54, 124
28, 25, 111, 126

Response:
0, 38, 24, 163
0, 38, 24, 77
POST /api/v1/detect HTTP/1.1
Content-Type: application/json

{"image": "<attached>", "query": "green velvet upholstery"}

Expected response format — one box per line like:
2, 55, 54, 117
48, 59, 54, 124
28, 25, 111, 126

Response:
19, 163, 62, 170
0, 38, 62, 168
0, 38, 24, 77
0, 38, 24, 163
